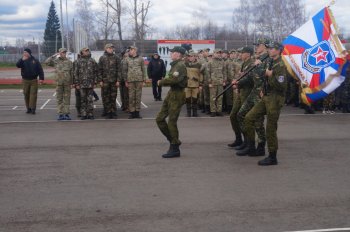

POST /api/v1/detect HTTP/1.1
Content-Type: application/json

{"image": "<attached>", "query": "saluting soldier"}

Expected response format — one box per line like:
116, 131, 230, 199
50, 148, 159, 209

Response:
244, 41, 287, 166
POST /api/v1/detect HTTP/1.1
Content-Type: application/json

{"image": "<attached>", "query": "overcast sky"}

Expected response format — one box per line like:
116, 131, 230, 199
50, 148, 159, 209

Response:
0, 0, 349, 45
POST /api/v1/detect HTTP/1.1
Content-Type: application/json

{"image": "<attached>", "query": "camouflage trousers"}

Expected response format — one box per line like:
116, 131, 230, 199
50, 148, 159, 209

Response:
80, 88, 94, 117
56, 84, 71, 114
156, 90, 185, 145
22, 79, 38, 110
75, 88, 81, 115
237, 93, 265, 143
185, 87, 199, 99
245, 94, 284, 153
120, 81, 129, 110
209, 85, 223, 112
199, 84, 210, 107
230, 95, 242, 136
102, 82, 118, 114
128, 81, 143, 112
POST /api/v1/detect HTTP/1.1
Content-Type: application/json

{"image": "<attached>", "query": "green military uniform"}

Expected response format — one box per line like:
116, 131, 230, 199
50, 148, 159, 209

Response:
120, 54, 129, 111
185, 56, 203, 117
156, 46, 187, 158
98, 44, 121, 118
45, 48, 73, 119
198, 48, 210, 113
125, 50, 146, 118
73, 48, 98, 119
245, 42, 287, 165
225, 51, 240, 113
73, 59, 81, 117
208, 49, 227, 116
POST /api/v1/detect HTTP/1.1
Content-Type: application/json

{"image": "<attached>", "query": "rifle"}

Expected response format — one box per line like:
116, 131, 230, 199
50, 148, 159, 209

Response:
213, 54, 270, 101
263, 58, 274, 95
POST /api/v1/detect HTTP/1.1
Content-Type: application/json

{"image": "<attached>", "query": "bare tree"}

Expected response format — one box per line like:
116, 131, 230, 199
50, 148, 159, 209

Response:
129, 0, 151, 40
75, 0, 96, 47
108, 0, 124, 45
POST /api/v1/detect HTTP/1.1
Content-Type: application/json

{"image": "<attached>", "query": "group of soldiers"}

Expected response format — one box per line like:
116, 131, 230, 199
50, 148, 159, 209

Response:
45, 44, 146, 120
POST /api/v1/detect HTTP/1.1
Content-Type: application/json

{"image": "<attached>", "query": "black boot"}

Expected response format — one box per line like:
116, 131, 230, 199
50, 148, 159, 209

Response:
258, 152, 278, 166
31, 108, 36, 114
342, 104, 349, 113
252, 142, 266, 157
162, 144, 181, 158
135, 111, 142, 119
129, 112, 135, 119
227, 134, 242, 148
192, 98, 198, 117
186, 98, 192, 117
26, 108, 32, 114
236, 140, 256, 156
234, 136, 247, 150
205, 105, 211, 114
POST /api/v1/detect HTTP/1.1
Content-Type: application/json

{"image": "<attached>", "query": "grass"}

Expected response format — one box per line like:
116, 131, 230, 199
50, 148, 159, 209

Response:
0, 62, 16, 68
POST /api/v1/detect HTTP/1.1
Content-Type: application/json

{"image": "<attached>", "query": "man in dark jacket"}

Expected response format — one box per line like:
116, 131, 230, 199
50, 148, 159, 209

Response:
16, 48, 44, 114
147, 53, 166, 101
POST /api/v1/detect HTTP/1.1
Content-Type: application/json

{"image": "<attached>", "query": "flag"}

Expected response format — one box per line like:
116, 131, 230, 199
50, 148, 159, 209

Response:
282, 6, 349, 105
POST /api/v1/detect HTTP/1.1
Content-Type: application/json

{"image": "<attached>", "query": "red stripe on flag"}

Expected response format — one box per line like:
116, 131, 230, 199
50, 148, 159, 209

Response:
322, 8, 332, 41
335, 57, 346, 65
283, 45, 305, 55
309, 73, 320, 88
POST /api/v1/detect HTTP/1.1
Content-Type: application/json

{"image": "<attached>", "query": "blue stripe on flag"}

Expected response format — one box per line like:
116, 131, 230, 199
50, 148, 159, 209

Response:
282, 35, 311, 50
320, 69, 325, 84
341, 60, 349, 76
306, 90, 328, 102
330, 62, 340, 72
312, 8, 325, 42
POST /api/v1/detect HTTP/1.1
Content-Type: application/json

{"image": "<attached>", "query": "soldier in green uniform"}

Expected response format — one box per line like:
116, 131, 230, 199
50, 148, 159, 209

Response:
156, 46, 187, 158
244, 41, 287, 166
45, 48, 73, 120
208, 49, 227, 116
125, 46, 146, 119
120, 49, 130, 112
228, 47, 255, 148
235, 38, 270, 156
73, 47, 98, 120
225, 49, 240, 114
185, 51, 203, 117
98, 44, 121, 119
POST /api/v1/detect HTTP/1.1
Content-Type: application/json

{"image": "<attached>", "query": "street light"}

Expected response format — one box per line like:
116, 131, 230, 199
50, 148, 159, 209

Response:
55, 29, 61, 53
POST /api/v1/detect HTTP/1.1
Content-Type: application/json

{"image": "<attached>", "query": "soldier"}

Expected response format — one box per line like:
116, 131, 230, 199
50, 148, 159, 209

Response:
156, 46, 187, 158
73, 47, 98, 120
208, 49, 227, 116
235, 38, 270, 156
224, 49, 240, 114
125, 46, 146, 119
185, 51, 203, 117
198, 48, 211, 114
244, 41, 287, 166
45, 48, 73, 120
98, 43, 121, 119
120, 48, 130, 112
228, 47, 255, 149
73, 54, 81, 117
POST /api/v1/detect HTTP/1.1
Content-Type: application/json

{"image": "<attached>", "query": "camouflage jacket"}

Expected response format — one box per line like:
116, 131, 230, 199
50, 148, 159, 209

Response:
121, 57, 128, 82
185, 61, 203, 88
125, 55, 146, 82
226, 58, 240, 82
98, 52, 121, 83
207, 58, 227, 85
237, 58, 255, 102
198, 57, 210, 84
45, 56, 73, 85
251, 52, 271, 95
265, 56, 287, 96
73, 56, 98, 88
159, 59, 187, 91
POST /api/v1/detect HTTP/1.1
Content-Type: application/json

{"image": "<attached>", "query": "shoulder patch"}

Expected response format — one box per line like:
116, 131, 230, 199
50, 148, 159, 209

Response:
277, 75, 285, 83
173, 71, 179, 77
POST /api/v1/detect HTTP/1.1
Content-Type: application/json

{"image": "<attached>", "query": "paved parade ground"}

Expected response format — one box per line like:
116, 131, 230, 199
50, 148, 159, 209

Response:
0, 87, 350, 232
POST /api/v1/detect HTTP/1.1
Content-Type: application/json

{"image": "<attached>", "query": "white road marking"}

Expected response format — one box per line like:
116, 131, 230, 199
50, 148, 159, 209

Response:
12, 106, 18, 110
116, 99, 121, 107
285, 228, 350, 232
141, 101, 148, 108
40, 99, 51, 109
53, 92, 57, 97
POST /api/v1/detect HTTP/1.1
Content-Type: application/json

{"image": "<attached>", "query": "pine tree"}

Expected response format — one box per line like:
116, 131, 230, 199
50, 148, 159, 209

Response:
43, 1, 62, 57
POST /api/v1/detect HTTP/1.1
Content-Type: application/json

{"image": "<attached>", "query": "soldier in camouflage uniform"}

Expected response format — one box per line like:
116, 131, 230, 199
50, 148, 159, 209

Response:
73, 55, 81, 117
245, 41, 287, 166
120, 49, 130, 112
98, 44, 121, 119
185, 51, 203, 117
125, 46, 146, 119
229, 47, 255, 149
45, 48, 73, 120
156, 46, 187, 158
73, 47, 98, 120
235, 39, 270, 156
198, 48, 211, 114
225, 49, 240, 114
208, 49, 227, 117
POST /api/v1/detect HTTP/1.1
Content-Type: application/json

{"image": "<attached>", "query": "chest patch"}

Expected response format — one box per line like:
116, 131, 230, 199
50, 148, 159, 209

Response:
277, 76, 285, 83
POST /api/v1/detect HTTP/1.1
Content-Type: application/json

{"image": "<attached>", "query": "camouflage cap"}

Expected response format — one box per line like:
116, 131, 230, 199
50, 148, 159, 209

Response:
104, 43, 115, 49
198, 49, 203, 53
203, 48, 210, 52
253, 38, 270, 46
229, 49, 237, 54
188, 51, 197, 56
80, 47, 90, 53
213, 48, 222, 53
170, 46, 186, 55
129, 46, 137, 50
241, 47, 254, 55
58, 48, 67, 53
222, 49, 229, 54
236, 47, 244, 53
266, 41, 284, 50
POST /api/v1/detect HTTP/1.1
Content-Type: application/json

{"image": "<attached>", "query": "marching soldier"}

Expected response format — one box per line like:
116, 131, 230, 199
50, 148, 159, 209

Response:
98, 43, 121, 119
125, 46, 146, 119
156, 46, 187, 158
208, 49, 227, 117
244, 41, 287, 166
73, 47, 98, 120
185, 51, 203, 117
45, 48, 73, 120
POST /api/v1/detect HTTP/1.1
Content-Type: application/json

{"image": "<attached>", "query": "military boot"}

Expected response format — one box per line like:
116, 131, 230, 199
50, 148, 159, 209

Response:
186, 98, 192, 117
252, 142, 266, 156
227, 134, 242, 148
205, 105, 211, 114
135, 111, 142, 119
258, 151, 278, 166
342, 104, 349, 113
236, 140, 256, 156
162, 144, 181, 158
192, 98, 198, 117
234, 136, 247, 150
128, 112, 135, 119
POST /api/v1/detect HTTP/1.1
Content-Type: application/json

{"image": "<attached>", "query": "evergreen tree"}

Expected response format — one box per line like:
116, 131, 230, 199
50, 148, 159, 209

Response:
43, 1, 62, 56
